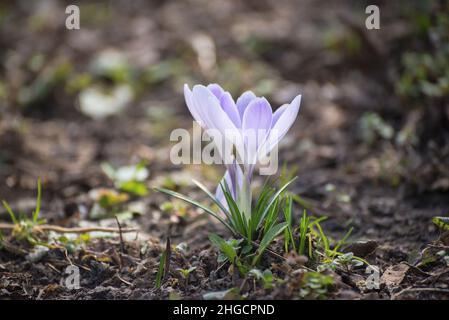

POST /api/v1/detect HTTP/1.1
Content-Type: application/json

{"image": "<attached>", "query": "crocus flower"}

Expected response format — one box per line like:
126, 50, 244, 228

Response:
184, 83, 301, 220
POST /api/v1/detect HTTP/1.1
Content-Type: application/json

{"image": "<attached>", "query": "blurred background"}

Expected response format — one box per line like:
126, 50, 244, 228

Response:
0, 0, 448, 250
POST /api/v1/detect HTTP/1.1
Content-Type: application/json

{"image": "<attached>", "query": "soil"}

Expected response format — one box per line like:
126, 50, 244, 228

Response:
1, 0, 448, 300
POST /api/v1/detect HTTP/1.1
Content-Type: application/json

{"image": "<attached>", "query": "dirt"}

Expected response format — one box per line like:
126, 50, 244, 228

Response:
1, 0, 449, 300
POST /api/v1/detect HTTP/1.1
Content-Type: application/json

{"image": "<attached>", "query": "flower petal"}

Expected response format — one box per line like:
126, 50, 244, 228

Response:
236, 91, 257, 119
207, 83, 224, 99
242, 97, 273, 166
263, 95, 301, 156
192, 85, 244, 157
271, 104, 289, 127
220, 92, 241, 128
215, 163, 243, 209
184, 84, 204, 126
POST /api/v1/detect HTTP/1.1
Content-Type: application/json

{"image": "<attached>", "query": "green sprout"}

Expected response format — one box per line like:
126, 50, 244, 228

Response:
299, 272, 334, 299
176, 266, 197, 288
249, 268, 275, 290
1, 178, 46, 245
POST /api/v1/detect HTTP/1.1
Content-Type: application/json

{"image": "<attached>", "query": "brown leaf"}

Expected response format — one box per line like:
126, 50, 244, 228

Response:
380, 263, 409, 288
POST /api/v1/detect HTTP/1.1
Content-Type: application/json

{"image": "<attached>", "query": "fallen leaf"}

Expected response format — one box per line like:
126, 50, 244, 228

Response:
381, 263, 409, 288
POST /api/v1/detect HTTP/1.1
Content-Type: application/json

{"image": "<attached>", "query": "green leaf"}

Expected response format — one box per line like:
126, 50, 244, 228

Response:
32, 178, 42, 223
119, 180, 148, 196
154, 187, 235, 235
332, 227, 353, 254
313, 220, 329, 252
253, 222, 288, 265
2, 200, 18, 225
433, 216, 449, 231
220, 181, 247, 238
257, 177, 297, 230
193, 179, 231, 220
155, 250, 167, 289
298, 210, 310, 256
263, 197, 279, 233
249, 268, 274, 289
283, 195, 296, 252
209, 233, 237, 263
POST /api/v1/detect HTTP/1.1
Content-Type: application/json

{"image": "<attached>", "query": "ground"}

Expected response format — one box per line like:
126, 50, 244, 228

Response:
1, 0, 449, 300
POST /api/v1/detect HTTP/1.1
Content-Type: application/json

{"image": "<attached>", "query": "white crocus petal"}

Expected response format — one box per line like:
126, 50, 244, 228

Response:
192, 85, 244, 159
184, 84, 204, 127
271, 104, 289, 127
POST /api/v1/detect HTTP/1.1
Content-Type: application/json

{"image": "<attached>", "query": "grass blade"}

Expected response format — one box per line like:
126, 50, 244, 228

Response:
298, 210, 310, 256
155, 237, 171, 289
2, 201, 18, 225
220, 182, 247, 238
257, 176, 297, 230
192, 179, 231, 220
332, 227, 353, 254
154, 187, 235, 235
283, 195, 296, 252
155, 250, 167, 289
32, 178, 42, 223
252, 222, 288, 265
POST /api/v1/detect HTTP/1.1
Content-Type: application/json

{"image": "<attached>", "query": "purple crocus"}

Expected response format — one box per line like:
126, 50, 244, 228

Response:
184, 83, 301, 219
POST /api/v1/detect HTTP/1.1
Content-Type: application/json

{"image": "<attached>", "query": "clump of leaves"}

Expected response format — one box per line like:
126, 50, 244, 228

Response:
299, 272, 334, 299
1, 178, 46, 245
397, 46, 449, 100
156, 177, 295, 269
283, 208, 368, 276
55, 233, 91, 254
209, 234, 248, 275
283, 209, 351, 258
317, 252, 364, 273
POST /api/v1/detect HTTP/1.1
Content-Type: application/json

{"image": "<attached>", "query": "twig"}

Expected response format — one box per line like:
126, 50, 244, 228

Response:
250, 240, 315, 272
250, 240, 284, 261
392, 287, 449, 299
402, 262, 432, 277
115, 273, 132, 286
115, 216, 125, 268
115, 217, 126, 253
0, 223, 137, 234
428, 244, 449, 250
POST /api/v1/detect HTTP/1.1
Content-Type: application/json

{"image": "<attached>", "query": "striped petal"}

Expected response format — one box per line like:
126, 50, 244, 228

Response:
236, 90, 257, 120
242, 97, 272, 166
